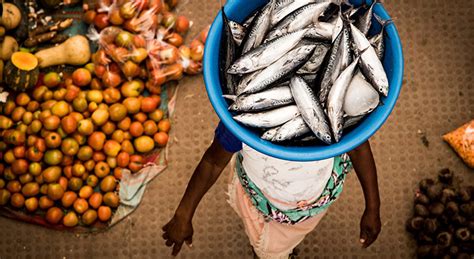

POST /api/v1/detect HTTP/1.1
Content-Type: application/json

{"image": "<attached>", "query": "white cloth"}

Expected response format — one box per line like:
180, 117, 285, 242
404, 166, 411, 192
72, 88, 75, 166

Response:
241, 144, 334, 211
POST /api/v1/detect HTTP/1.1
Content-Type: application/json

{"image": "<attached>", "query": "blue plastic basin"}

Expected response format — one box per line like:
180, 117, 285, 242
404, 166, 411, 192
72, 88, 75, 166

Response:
203, 0, 404, 161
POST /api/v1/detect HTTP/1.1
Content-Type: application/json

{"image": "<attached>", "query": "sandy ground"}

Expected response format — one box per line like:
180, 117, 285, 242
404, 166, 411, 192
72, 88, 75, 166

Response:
0, 0, 473, 258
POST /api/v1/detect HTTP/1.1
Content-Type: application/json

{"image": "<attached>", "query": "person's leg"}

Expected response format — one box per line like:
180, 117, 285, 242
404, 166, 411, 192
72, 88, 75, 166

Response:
227, 167, 327, 258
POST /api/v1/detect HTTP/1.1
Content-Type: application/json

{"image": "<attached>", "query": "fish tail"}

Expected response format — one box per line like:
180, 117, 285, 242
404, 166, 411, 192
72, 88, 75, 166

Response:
373, 13, 393, 28
222, 95, 237, 101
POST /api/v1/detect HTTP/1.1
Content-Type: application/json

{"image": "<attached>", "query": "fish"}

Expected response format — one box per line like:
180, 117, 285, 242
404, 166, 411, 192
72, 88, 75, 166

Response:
273, 115, 312, 142
229, 21, 246, 46
300, 73, 319, 84
327, 57, 359, 142
243, 11, 258, 28
343, 72, 379, 116
354, 0, 377, 36
227, 29, 308, 75
266, 2, 332, 41
233, 105, 300, 128
343, 114, 365, 129
317, 29, 343, 105
329, 23, 352, 85
261, 126, 281, 140
369, 14, 392, 60
236, 72, 258, 96
290, 76, 333, 144
330, 13, 344, 43
241, 1, 274, 54
229, 84, 294, 112
242, 45, 316, 94
221, 9, 238, 95
304, 25, 333, 41
297, 43, 330, 74
271, 0, 319, 26
350, 23, 389, 96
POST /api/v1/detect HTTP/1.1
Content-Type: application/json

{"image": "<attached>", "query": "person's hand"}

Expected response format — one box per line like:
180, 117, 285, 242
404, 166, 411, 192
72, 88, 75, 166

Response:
359, 208, 381, 248
162, 215, 194, 256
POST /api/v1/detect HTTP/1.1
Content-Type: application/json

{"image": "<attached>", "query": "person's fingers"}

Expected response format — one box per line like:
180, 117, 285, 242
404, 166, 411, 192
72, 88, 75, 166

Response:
165, 239, 174, 247
172, 242, 183, 256
185, 236, 193, 247
162, 232, 169, 240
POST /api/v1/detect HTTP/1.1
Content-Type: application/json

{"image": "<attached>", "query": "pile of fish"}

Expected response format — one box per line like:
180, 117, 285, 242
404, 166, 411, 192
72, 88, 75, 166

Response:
220, 0, 391, 145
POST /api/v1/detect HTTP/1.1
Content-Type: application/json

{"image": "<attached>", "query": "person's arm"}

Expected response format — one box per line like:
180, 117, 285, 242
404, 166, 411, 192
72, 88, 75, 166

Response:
162, 138, 234, 256
347, 140, 381, 248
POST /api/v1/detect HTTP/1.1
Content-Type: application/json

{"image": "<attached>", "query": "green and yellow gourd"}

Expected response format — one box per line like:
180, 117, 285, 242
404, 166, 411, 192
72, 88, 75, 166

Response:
4, 52, 39, 92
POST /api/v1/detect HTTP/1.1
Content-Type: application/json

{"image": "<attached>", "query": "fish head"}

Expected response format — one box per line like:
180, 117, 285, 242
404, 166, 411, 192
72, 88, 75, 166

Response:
228, 59, 253, 74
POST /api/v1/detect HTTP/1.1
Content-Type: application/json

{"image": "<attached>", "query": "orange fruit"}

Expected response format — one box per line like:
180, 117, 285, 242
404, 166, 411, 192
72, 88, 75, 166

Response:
109, 103, 127, 122
123, 97, 141, 114
79, 186, 94, 199
61, 138, 80, 156
103, 192, 120, 208
88, 132, 106, 151
39, 196, 54, 209
117, 152, 130, 168
68, 177, 83, 192
143, 120, 158, 136
61, 115, 78, 134
93, 151, 106, 162
118, 117, 132, 131
158, 119, 171, 133
58, 176, 68, 190
45, 132, 62, 148
121, 140, 135, 154
129, 155, 143, 173
101, 121, 116, 135
148, 109, 164, 122
104, 140, 121, 157
154, 132, 169, 147
134, 136, 155, 153
129, 122, 143, 137
47, 183, 65, 201
73, 198, 89, 214
82, 209, 98, 226
89, 192, 103, 209
45, 207, 63, 224
25, 197, 39, 212
98, 206, 112, 222
94, 161, 110, 178
10, 193, 25, 208
63, 211, 79, 227
7, 180, 21, 193
133, 112, 147, 123
111, 130, 125, 143
61, 191, 78, 208
100, 176, 117, 193
86, 175, 99, 187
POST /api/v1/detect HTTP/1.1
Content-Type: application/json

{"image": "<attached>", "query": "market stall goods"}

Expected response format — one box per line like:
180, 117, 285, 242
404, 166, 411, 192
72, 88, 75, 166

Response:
221, 1, 391, 145
406, 169, 473, 258
0, 0, 208, 230
443, 120, 474, 169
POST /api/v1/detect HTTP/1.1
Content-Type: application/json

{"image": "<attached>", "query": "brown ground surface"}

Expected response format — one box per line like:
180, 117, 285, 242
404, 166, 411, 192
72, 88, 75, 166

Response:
1, 0, 473, 258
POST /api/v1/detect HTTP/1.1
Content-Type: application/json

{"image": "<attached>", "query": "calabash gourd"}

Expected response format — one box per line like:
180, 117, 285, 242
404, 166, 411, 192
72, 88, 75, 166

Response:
4, 52, 40, 92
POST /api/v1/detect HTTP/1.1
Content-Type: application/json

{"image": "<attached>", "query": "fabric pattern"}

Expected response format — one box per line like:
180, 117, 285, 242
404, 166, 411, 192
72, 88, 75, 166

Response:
235, 153, 352, 225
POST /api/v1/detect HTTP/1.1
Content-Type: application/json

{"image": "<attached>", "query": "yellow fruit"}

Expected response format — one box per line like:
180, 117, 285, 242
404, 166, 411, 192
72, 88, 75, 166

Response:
133, 136, 155, 153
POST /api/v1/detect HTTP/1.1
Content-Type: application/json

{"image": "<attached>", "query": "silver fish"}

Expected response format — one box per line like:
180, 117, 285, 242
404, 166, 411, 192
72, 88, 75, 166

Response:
304, 25, 333, 41
343, 72, 379, 117
228, 29, 308, 75
327, 57, 359, 142
236, 72, 258, 96
317, 29, 342, 105
242, 45, 316, 94
221, 9, 238, 95
350, 23, 389, 96
369, 14, 392, 60
330, 23, 352, 85
243, 12, 258, 28
297, 43, 330, 74
290, 76, 332, 144
343, 115, 365, 129
229, 21, 246, 46
273, 115, 311, 142
261, 126, 281, 141
241, 2, 274, 54
354, 0, 377, 36
300, 73, 319, 84
330, 12, 343, 42
233, 105, 300, 128
271, 0, 319, 26
266, 2, 332, 41
229, 84, 294, 112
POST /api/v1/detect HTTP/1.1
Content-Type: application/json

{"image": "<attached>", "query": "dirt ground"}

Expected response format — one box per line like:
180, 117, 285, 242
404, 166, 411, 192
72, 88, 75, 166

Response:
0, 0, 473, 258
